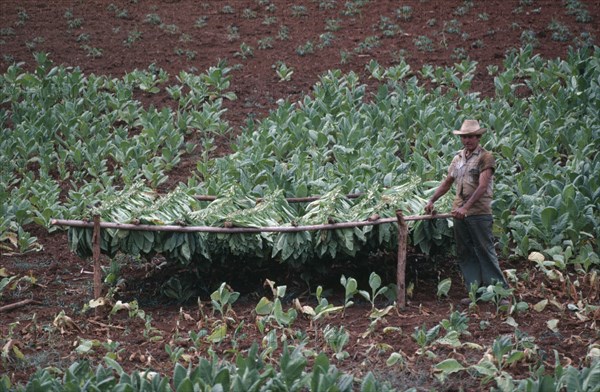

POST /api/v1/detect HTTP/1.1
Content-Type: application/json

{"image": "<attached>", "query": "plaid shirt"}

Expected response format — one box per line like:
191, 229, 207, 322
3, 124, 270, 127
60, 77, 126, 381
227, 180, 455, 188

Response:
448, 146, 495, 215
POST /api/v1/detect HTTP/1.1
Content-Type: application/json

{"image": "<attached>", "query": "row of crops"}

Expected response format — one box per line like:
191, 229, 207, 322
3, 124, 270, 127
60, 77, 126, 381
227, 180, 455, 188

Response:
1, 53, 234, 254
1, 46, 599, 270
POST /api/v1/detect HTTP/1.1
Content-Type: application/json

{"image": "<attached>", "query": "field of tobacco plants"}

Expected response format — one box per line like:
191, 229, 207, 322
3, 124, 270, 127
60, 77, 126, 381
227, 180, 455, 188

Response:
1, 1, 599, 391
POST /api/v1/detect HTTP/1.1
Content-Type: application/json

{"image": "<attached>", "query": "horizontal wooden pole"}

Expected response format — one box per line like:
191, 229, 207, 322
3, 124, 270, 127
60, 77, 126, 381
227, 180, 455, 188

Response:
194, 193, 365, 203
50, 213, 452, 234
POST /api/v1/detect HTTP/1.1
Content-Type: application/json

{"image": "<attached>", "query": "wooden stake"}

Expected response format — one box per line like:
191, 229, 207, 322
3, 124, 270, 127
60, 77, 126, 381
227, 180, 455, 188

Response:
396, 210, 408, 310
0, 299, 39, 313
92, 214, 102, 300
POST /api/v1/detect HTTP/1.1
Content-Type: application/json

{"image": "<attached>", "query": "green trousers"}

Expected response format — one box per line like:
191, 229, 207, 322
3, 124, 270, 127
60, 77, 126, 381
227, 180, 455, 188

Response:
453, 215, 508, 290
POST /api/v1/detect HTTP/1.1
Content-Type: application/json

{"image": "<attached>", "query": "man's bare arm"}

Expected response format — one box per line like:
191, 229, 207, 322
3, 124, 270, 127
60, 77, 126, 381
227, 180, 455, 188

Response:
424, 175, 454, 214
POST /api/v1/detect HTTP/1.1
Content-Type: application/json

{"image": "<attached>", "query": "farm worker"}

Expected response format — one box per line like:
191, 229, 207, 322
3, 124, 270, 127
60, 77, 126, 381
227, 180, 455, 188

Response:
424, 119, 509, 298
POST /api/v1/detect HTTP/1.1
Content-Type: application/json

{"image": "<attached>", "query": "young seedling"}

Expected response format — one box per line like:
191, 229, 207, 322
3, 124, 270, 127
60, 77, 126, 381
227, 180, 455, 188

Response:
294, 285, 343, 327
359, 272, 388, 311
275, 62, 293, 82
323, 324, 350, 361
478, 282, 514, 312
411, 324, 440, 357
436, 277, 452, 299
255, 279, 297, 332
210, 282, 239, 321
340, 275, 358, 315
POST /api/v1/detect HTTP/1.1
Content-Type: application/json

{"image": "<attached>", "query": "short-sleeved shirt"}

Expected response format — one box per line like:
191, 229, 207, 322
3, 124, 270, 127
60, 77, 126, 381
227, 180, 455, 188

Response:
448, 146, 495, 215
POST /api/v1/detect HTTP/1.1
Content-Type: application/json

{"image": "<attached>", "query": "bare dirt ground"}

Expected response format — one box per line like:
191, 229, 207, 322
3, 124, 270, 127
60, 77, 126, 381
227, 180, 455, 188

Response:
1, 1, 599, 390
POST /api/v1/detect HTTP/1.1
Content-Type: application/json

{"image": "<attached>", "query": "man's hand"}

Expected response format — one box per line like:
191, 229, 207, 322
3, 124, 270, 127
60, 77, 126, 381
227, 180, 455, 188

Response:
424, 201, 435, 215
452, 206, 468, 219
424, 175, 454, 215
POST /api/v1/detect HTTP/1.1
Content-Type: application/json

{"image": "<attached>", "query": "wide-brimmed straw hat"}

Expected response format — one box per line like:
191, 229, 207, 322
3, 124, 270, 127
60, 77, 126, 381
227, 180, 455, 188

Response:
452, 119, 487, 135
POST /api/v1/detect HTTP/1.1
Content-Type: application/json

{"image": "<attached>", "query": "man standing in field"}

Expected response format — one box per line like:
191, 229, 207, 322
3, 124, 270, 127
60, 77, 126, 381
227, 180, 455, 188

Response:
424, 120, 508, 300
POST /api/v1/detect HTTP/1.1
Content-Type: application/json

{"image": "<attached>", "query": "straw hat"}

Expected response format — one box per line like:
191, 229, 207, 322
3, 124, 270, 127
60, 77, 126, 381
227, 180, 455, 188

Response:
452, 119, 487, 135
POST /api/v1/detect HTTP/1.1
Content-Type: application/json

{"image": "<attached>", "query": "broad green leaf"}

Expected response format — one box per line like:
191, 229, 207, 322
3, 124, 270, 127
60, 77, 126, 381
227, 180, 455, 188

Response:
344, 277, 357, 297
206, 324, 227, 343
437, 278, 451, 298
470, 362, 497, 377
547, 319, 559, 333
436, 331, 461, 348
75, 339, 95, 354
11, 345, 25, 361
255, 297, 273, 315
368, 272, 382, 292
383, 172, 393, 187
104, 356, 125, 375
175, 378, 193, 392
505, 351, 525, 365
534, 299, 548, 312
504, 316, 519, 328
434, 358, 465, 374
541, 206, 558, 230
386, 352, 405, 366
434, 358, 464, 372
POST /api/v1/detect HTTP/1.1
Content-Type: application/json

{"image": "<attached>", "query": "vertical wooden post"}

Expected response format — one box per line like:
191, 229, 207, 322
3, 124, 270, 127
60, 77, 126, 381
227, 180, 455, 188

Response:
396, 210, 408, 310
92, 214, 102, 299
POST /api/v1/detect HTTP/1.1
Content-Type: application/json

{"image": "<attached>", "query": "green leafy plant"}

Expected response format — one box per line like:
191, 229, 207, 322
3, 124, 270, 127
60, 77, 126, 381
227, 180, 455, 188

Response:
262, 16, 277, 25
255, 279, 298, 331
290, 5, 308, 17
274, 61, 293, 82
67, 18, 83, 30
319, 0, 336, 10
323, 325, 350, 361
520, 30, 539, 48
75, 33, 89, 42
210, 282, 240, 320
355, 36, 380, 53
16, 9, 29, 27
359, 272, 388, 310
257, 36, 273, 50
353, 272, 396, 320
221, 5, 234, 14
161, 276, 198, 303
412, 324, 440, 357
325, 18, 341, 32
294, 285, 343, 325
395, 6, 413, 21
548, 20, 571, 42
165, 344, 185, 364
80, 44, 102, 58
318, 32, 336, 48
413, 35, 434, 52
194, 16, 208, 28
444, 19, 462, 34
277, 25, 290, 40
295, 41, 314, 56
378, 16, 400, 37
123, 29, 142, 47
144, 13, 162, 25
160, 23, 179, 34
242, 8, 257, 19
436, 278, 452, 299
477, 282, 514, 312
439, 311, 470, 336
227, 25, 240, 41
340, 275, 358, 313
234, 42, 254, 59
